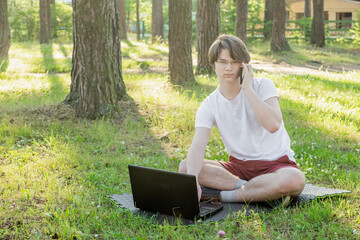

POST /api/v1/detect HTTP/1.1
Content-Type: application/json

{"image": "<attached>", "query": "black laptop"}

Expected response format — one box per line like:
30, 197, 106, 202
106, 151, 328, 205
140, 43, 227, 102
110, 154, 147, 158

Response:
128, 165, 223, 220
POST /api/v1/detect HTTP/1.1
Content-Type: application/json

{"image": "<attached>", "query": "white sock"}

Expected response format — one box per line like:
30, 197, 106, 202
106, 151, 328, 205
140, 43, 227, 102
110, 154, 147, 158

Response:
235, 179, 247, 189
220, 190, 237, 202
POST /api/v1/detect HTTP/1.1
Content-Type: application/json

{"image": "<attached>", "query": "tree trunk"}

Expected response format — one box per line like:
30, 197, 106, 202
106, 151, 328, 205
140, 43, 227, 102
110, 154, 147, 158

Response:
304, 0, 311, 38
310, 0, 325, 47
236, 0, 248, 44
136, 0, 140, 41
168, 0, 194, 85
46, 0, 52, 38
263, 0, 274, 41
270, 0, 290, 51
152, 0, 164, 42
119, 0, 127, 40
64, 0, 127, 119
39, 0, 51, 43
196, 0, 220, 75
304, 0, 311, 17
0, 0, 10, 72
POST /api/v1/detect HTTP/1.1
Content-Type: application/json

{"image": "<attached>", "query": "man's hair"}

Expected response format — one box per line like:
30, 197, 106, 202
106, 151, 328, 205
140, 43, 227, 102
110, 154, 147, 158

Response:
208, 34, 251, 66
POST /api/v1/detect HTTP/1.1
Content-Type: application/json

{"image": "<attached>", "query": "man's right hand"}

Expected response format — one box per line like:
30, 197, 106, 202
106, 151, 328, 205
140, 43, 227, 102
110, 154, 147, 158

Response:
197, 182, 202, 202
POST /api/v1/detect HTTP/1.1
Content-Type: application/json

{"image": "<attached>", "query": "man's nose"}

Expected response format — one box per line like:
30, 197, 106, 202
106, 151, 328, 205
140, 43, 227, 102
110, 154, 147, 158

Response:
225, 63, 232, 69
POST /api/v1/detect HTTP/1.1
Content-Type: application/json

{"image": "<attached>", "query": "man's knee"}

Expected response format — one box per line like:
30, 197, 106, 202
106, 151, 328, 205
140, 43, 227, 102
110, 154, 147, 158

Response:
277, 168, 306, 196
179, 160, 187, 173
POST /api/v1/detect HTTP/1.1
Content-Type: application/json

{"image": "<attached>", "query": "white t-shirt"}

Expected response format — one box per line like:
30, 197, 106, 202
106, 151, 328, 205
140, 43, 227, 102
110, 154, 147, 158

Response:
195, 77, 295, 161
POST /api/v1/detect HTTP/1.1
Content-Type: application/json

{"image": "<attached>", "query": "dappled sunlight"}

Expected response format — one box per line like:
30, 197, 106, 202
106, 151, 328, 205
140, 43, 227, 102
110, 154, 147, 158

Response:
6, 43, 72, 73
0, 74, 70, 110
267, 72, 360, 141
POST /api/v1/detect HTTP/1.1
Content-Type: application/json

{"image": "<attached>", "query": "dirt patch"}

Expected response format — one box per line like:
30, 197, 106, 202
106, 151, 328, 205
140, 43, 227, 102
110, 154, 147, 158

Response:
251, 59, 360, 75
29, 103, 76, 121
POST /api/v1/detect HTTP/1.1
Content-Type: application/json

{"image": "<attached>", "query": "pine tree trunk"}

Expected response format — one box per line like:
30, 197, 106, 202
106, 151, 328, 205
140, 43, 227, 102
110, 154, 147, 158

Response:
304, 0, 311, 17
64, 0, 127, 119
310, 0, 325, 47
263, 0, 274, 41
0, 0, 10, 72
119, 0, 127, 40
152, 0, 164, 42
271, 0, 290, 51
46, 0, 52, 39
196, 0, 220, 75
236, 0, 248, 44
304, 0, 311, 38
136, 0, 140, 41
168, 0, 194, 85
39, 0, 51, 43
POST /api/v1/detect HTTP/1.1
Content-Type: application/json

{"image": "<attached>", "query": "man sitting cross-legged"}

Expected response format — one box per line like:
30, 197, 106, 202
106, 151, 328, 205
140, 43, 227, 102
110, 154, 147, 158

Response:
179, 34, 305, 206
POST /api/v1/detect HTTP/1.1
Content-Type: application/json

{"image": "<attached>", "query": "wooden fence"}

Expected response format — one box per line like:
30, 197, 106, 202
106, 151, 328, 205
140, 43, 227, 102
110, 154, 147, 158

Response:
248, 20, 358, 39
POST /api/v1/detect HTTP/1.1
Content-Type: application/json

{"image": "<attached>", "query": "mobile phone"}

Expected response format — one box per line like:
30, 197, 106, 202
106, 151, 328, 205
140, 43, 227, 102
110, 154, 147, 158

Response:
240, 68, 244, 85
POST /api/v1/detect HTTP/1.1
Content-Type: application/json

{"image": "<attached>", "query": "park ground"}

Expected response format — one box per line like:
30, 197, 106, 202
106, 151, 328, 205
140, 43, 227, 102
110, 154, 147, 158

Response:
0, 38, 359, 239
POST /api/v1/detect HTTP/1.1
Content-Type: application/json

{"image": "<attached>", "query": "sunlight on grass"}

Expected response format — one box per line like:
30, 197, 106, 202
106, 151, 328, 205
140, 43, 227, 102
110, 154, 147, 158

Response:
7, 42, 72, 73
0, 73, 70, 110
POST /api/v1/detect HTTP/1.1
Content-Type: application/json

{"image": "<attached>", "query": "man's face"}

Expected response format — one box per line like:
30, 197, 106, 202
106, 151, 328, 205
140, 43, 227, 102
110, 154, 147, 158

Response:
214, 49, 243, 84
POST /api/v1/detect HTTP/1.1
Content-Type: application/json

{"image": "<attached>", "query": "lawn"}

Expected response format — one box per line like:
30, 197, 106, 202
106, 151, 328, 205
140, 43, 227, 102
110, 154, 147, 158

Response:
0, 38, 359, 239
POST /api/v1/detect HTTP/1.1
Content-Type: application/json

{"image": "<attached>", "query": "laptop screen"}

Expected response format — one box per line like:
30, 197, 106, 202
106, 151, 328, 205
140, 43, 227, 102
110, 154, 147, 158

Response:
128, 165, 201, 219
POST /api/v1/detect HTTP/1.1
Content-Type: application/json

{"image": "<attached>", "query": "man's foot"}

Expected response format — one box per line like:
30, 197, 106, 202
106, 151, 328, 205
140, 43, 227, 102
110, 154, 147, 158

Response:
266, 195, 292, 208
200, 186, 221, 204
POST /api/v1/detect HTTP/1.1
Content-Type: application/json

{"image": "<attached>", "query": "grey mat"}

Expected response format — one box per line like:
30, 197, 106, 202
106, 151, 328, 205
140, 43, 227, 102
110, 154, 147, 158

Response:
107, 183, 350, 224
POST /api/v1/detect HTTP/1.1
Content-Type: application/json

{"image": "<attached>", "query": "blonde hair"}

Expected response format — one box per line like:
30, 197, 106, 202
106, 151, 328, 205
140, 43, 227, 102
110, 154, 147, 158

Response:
208, 34, 251, 65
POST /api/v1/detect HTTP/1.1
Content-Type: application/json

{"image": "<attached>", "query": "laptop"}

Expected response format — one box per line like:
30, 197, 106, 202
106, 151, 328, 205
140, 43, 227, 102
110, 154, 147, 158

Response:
128, 164, 223, 220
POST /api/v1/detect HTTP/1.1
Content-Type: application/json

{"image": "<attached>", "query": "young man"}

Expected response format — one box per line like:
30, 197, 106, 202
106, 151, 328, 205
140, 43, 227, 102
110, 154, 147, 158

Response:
179, 34, 305, 205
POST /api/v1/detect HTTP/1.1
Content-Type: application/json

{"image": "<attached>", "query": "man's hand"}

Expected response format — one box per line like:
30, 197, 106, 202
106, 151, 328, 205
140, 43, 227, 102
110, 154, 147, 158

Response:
241, 63, 254, 90
197, 182, 202, 202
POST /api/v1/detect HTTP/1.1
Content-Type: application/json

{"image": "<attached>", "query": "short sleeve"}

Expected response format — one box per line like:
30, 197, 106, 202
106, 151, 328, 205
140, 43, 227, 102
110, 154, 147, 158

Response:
195, 98, 215, 129
257, 78, 280, 101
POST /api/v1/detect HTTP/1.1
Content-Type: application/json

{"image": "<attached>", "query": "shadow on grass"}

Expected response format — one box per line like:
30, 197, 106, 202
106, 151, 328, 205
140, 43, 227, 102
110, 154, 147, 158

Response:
40, 43, 67, 100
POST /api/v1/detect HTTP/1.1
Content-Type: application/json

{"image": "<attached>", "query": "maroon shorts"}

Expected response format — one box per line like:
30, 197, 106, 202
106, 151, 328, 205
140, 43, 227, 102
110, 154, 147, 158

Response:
219, 155, 300, 181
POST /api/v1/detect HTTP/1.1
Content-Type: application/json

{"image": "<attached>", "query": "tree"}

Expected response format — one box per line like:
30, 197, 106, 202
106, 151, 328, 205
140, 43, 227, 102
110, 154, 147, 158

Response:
310, 0, 325, 47
0, 0, 10, 72
168, 0, 194, 85
39, 0, 51, 43
136, 0, 140, 40
304, 0, 311, 38
270, 0, 290, 51
263, 0, 274, 41
236, 0, 248, 44
196, 0, 220, 74
304, 0, 311, 18
119, 0, 127, 40
152, 0, 164, 42
63, 0, 127, 119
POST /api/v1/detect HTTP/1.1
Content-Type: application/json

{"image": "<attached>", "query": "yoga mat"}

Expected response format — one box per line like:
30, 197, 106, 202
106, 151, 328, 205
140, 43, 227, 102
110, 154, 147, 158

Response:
107, 183, 350, 224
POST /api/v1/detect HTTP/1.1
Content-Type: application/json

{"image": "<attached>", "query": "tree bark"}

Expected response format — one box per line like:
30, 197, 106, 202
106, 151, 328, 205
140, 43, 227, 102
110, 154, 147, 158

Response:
64, 0, 127, 119
236, 0, 248, 44
270, 0, 290, 51
119, 0, 127, 40
263, 0, 274, 41
152, 0, 164, 42
136, 0, 140, 41
304, 0, 311, 17
304, 0, 311, 38
39, 0, 51, 43
310, 0, 325, 47
0, 0, 10, 72
168, 0, 194, 85
196, 0, 220, 75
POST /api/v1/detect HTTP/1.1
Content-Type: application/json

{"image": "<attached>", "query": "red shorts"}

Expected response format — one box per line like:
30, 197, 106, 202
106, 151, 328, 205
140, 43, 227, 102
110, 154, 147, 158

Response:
219, 155, 300, 181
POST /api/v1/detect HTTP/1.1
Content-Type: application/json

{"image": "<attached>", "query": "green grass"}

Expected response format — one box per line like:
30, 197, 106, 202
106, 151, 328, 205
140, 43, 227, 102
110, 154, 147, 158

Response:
0, 38, 359, 239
